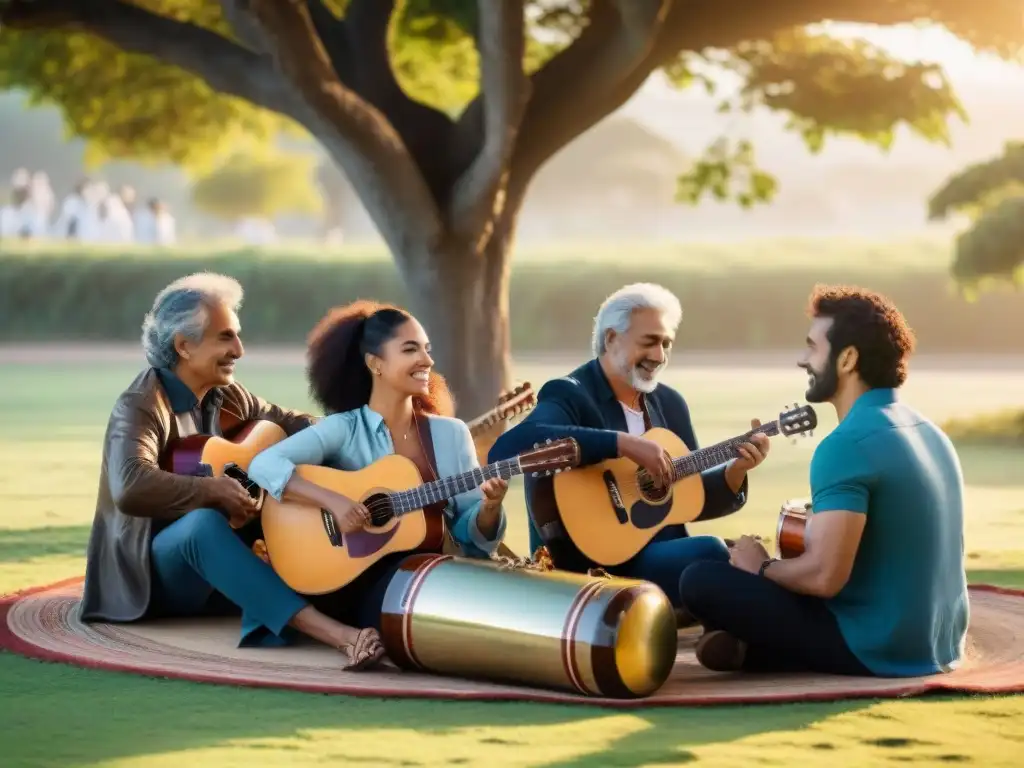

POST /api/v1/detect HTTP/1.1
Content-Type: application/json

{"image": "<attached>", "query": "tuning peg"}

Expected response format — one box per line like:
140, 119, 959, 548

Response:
533, 442, 539, 449
545, 438, 552, 444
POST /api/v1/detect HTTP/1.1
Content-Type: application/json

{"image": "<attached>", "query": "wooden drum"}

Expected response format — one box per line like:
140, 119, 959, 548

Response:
380, 553, 678, 699
776, 498, 810, 559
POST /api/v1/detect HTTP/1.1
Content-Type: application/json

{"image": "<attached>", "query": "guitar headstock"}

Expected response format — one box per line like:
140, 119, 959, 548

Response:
778, 402, 817, 439
495, 382, 536, 422
521, 438, 581, 477
469, 382, 537, 435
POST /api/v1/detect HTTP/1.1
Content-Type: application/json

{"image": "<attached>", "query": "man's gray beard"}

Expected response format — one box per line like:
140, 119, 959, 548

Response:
629, 368, 659, 393
613, 349, 660, 393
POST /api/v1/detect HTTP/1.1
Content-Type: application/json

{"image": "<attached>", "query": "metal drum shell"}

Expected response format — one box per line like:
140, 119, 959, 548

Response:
380, 554, 678, 699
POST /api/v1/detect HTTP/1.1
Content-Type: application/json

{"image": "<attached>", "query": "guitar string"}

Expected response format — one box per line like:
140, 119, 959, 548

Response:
619, 418, 808, 496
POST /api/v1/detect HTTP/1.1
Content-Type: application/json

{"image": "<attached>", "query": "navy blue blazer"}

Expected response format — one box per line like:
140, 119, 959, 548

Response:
488, 359, 748, 547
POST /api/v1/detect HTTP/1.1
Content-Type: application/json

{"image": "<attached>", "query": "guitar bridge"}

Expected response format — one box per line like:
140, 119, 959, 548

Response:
601, 470, 628, 524
321, 509, 343, 548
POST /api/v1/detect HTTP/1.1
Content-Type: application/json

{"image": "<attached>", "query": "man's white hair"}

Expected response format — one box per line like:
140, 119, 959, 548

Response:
141, 272, 244, 369
591, 282, 682, 357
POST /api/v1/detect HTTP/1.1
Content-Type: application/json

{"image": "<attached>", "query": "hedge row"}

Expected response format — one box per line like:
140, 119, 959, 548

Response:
2, 252, 1022, 353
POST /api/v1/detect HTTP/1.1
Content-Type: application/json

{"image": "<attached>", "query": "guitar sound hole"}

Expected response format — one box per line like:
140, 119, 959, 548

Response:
635, 469, 670, 503
363, 492, 395, 527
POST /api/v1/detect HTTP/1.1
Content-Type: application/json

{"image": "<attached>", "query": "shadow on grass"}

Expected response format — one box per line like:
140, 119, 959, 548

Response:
0, 650, 874, 767
0, 525, 89, 564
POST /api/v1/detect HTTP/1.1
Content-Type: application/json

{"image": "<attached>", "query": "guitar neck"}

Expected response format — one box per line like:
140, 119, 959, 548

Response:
466, 407, 502, 435
671, 420, 781, 479
390, 457, 522, 515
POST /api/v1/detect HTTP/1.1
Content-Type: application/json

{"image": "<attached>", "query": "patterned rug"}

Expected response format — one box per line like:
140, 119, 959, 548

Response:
4, 577, 1024, 708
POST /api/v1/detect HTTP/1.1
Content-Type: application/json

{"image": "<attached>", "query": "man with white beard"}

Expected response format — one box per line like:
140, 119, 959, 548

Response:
488, 283, 771, 612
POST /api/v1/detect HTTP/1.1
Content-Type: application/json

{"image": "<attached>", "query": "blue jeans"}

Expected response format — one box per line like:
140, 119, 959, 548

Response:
149, 508, 309, 647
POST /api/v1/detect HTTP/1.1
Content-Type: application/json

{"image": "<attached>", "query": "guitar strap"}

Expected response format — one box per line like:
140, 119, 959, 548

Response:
412, 412, 460, 555
640, 394, 654, 431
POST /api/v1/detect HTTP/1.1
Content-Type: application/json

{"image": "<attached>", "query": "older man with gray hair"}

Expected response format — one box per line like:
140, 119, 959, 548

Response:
489, 282, 771, 615
79, 272, 387, 669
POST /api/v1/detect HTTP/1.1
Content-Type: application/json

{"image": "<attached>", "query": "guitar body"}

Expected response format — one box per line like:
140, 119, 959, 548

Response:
260, 455, 446, 595
161, 420, 288, 524
776, 499, 810, 559
161, 419, 288, 477
544, 427, 706, 568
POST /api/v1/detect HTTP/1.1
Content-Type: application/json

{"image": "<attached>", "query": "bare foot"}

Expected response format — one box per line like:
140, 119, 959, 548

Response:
341, 627, 386, 671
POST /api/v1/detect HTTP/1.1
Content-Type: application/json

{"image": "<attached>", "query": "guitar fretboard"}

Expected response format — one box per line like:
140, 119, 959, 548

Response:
670, 421, 781, 480
391, 458, 523, 515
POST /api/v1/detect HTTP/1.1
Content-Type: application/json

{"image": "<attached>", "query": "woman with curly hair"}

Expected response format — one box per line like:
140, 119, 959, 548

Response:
249, 300, 509, 670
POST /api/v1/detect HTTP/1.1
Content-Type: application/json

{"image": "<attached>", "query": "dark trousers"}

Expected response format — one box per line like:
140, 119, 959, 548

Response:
678, 560, 872, 676
609, 534, 730, 609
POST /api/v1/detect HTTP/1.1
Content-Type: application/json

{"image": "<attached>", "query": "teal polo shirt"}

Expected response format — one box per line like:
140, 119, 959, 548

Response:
809, 388, 969, 677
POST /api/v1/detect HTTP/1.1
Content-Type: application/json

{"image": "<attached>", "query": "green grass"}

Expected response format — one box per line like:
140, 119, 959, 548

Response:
1, 357, 1023, 766
943, 408, 1024, 448
0, 232, 955, 273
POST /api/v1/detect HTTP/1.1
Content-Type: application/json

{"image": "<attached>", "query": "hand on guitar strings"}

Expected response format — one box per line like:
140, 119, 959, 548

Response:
617, 433, 674, 489
329, 494, 373, 533
341, 627, 386, 671
204, 476, 259, 528
479, 477, 509, 508
731, 418, 771, 472
729, 534, 771, 574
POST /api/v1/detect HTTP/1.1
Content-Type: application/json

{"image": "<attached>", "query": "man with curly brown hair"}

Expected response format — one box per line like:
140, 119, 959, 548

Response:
680, 284, 969, 679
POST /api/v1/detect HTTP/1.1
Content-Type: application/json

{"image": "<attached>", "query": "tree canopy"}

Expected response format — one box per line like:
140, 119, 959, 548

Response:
2, 0, 1022, 414
929, 141, 1024, 288
190, 150, 323, 222
2, 1, 1020, 199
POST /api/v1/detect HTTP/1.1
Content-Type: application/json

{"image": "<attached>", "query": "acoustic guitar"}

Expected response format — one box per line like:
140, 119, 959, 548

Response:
532, 403, 818, 570
159, 386, 538, 525
260, 437, 581, 595
466, 382, 536, 437
775, 499, 810, 559
159, 419, 288, 527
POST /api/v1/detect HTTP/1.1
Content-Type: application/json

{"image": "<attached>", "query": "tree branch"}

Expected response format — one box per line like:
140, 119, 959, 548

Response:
505, 0, 1000, 199
305, 0, 349, 78
217, 0, 268, 52
504, 0, 671, 186
446, 0, 530, 247
1, 0, 297, 116
245, 0, 444, 258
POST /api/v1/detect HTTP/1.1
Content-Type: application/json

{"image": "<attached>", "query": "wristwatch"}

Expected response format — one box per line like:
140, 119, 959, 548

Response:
758, 559, 775, 577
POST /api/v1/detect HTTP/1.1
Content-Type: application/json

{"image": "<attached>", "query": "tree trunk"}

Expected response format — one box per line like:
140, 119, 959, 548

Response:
400, 230, 514, 421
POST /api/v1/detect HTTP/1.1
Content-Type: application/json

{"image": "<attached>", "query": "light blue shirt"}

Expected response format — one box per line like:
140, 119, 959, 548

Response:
810, 388, 969, 677
247, 405, 507, 558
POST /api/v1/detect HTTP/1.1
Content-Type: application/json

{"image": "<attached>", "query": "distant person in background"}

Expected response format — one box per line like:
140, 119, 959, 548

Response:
30, 170, 56, 227
151, 199, 177, 245
53, 179, 94, 240
134, 197, 177, 246
0, 186, 32, 240
99, 185, 135, 242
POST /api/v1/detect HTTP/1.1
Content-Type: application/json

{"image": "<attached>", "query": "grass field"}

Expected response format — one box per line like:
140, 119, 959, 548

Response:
2, 356, 1023, 766
0, 233, 956, 274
